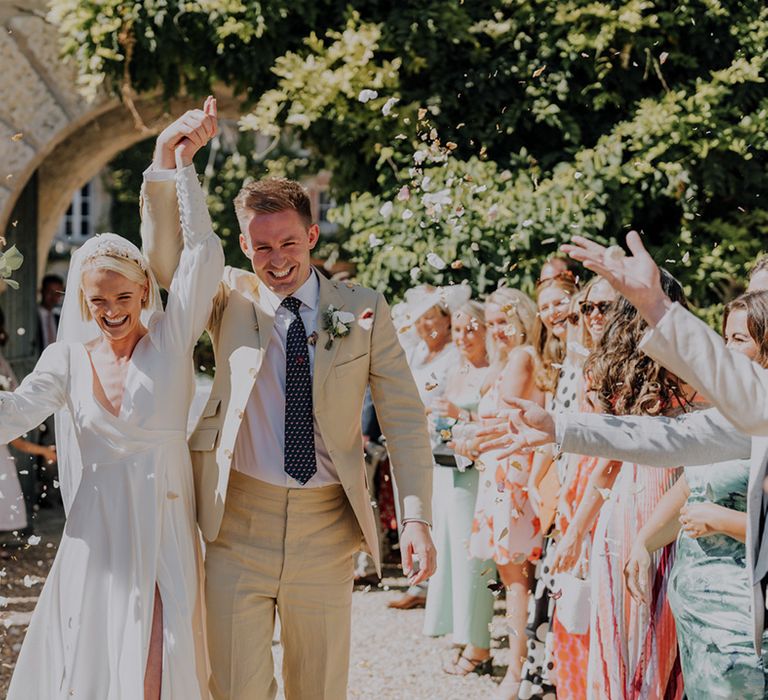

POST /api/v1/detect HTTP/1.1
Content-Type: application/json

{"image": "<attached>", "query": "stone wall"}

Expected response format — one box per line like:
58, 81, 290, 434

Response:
2, 2, 242, 280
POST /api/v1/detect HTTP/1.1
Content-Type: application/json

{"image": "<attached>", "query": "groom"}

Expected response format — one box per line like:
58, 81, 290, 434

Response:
141, 111, 436, 699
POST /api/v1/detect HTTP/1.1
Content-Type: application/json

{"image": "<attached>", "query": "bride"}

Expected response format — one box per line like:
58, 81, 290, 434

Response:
0, 98, 222, 699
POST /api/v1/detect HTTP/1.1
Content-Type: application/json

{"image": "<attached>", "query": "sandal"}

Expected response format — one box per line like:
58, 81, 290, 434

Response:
442, 649, 493, 676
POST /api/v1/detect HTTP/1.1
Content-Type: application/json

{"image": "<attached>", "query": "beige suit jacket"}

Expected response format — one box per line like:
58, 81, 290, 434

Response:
140, 178, 433, 572
558, 299, 768, 655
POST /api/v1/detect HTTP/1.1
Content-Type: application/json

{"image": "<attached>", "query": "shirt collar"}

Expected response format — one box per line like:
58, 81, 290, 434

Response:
258, 269, 320, 314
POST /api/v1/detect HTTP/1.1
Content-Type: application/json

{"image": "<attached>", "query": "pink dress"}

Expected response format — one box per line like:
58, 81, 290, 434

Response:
469, 353, 542, 565
587, 459, 684, 700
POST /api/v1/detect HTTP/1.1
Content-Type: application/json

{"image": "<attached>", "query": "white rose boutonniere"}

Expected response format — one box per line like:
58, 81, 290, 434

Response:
321, 306, 355, 349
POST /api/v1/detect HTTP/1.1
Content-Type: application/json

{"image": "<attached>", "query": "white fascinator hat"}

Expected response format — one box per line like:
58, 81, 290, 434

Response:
404, 283, 472, 322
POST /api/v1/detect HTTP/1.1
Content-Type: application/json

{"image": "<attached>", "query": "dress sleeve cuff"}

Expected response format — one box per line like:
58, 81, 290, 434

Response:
143, 164, 178, 182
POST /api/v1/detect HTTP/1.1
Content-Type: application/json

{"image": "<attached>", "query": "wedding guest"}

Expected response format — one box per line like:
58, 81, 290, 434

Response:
478, 248, 768, 674
748, 255, 768, 292
547, 279, 616, 699
36, 273, 63, 353
538, 255, 575, 285
517, 270, 578, 699
389, 284, 468, 610
625, 290, 768, 699
581, 269, 690, 700
424, 300, 496, 675
0, 99, 223, 699
0, 307, 57, 548
453, 288, 543, 697
34, 274, 64, 508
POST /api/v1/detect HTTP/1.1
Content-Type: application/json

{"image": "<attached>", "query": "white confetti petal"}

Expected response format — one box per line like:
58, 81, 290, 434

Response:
381, 97, 399, 116
426, 252, 447, 270
358, 89, 379, 103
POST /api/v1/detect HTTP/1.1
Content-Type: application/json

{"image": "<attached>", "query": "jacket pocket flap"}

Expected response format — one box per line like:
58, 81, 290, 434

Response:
189, 428, 219, 452
202, 398, 221, 418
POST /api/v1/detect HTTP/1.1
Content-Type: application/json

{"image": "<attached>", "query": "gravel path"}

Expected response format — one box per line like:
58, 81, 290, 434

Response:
1, 509, 513, 699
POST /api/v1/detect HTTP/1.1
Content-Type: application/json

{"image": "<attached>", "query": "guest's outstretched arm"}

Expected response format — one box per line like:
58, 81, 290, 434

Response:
561, 408, 750, 467
477, 397, 750, 467
563, 231, 768, 436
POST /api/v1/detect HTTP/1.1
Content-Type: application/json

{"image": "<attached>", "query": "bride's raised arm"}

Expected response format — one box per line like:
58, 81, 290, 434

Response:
157, 160, 224, 352
0, 343, 69, 445
149, 99, 225, 352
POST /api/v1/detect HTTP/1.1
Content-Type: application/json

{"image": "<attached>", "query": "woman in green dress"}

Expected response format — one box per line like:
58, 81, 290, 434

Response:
625, 290, 768, 699
423, 300, 496, 675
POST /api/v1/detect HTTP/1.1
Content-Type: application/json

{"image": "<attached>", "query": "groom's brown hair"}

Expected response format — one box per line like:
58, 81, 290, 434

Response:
234, 178, 313, 230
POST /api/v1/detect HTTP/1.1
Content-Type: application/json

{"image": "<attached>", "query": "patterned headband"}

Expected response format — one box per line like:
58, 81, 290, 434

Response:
79, 233, 149, 272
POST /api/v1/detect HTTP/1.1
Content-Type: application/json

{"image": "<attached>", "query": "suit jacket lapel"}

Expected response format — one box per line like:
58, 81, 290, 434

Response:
313, 275, 346, 397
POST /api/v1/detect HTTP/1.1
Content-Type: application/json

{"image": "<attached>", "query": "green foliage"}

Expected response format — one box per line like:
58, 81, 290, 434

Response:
0, 245, 23, 290
106, 126, 301, 269
54, 0, 768, 314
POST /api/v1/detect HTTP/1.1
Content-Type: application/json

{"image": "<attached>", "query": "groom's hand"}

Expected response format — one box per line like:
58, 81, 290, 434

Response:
152, 95, 218, 169
400, 521, 436, 586
561, 231, 672, 326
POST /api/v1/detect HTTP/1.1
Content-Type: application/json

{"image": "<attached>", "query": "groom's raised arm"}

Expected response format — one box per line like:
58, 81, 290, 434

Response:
140, 175, 182, 290
140, 104, 216, 289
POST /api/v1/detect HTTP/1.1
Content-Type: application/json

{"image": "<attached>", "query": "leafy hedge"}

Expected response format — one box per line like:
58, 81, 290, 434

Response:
50, 0, 768, 312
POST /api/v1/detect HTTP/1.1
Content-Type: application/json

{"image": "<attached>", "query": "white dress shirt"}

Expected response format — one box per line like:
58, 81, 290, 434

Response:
233, 270, 339, 487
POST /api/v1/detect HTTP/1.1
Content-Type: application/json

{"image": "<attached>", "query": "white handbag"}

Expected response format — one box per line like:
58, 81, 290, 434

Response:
554, 571, 592, 635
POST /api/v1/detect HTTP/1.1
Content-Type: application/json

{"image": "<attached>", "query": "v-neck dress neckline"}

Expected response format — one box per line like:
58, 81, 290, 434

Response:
79, 334, 149, 421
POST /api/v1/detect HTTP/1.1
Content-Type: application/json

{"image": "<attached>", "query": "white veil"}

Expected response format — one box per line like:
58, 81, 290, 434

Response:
54, 233, 162, 515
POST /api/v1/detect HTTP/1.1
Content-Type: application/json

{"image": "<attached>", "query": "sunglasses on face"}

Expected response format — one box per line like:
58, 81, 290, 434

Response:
580, 300, 613, 316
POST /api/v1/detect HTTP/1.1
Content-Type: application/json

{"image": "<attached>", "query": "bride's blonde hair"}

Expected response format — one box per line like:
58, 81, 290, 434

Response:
79, 253, 156, 321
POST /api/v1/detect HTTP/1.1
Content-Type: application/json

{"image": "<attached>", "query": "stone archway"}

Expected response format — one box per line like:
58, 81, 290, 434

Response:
1, 3, 243, 278
1, 3, 244, 373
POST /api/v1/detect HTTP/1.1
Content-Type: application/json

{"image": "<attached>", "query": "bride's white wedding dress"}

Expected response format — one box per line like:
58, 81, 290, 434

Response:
0, 166, 223, 699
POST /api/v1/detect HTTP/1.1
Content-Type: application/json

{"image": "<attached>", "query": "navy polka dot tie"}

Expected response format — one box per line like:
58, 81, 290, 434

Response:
281, 296, 317, 484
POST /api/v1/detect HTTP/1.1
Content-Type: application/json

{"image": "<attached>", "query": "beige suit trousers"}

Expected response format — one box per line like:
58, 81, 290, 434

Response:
205, 471, 362, 700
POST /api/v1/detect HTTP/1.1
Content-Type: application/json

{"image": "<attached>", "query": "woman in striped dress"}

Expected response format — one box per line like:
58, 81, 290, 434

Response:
583, 270, 692, 700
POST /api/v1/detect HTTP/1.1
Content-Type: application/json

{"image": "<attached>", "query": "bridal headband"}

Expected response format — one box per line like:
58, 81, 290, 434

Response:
79, 233, 149, 272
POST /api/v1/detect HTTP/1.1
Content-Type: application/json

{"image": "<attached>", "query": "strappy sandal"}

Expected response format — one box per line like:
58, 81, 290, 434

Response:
442, 648, 493, 676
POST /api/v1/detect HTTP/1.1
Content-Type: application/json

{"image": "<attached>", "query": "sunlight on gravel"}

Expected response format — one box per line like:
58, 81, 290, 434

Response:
2, 511, 510, 699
